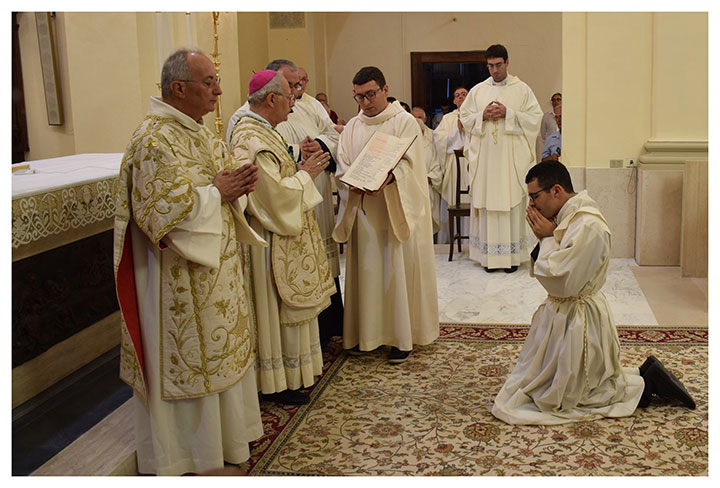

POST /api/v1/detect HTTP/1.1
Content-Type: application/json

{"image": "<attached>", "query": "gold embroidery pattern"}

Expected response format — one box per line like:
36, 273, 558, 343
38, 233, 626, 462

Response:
232, 117, 335, 324
115, 113, 253, 400
12, 178, 117, 248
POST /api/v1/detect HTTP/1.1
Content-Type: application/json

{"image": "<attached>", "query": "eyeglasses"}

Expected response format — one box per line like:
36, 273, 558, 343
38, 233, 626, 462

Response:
275, 92, 295, 102
551, 97, 562, 102
353, 88, 382, 103
528, 185, 554, 201
180, 77, 221, 88
290, 82, 303, 91
299, 77, 309, 83
454, 91, 468, 98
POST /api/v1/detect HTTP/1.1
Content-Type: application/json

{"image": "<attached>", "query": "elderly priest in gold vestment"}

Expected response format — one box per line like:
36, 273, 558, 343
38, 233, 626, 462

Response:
228, 70, 334, 405
113, 49, 267, 475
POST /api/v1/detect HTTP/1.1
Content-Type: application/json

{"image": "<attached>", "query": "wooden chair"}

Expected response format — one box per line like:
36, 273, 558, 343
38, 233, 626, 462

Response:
447, 148, 470, 261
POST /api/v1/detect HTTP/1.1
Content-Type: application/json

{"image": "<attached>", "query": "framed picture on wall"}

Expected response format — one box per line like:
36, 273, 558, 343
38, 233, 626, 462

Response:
35, 12, 64, 126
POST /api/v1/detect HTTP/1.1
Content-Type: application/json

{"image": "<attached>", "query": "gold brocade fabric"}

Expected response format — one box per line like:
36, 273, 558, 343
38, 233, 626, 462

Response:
232, 116, 334, 324
114, 99, 253, 401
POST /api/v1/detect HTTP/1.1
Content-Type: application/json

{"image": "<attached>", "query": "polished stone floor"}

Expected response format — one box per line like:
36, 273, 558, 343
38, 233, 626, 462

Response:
20, 246, 708, 475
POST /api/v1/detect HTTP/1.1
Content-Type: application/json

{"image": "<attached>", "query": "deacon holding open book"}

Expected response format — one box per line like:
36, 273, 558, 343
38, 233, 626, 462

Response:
333, 66, 439, 363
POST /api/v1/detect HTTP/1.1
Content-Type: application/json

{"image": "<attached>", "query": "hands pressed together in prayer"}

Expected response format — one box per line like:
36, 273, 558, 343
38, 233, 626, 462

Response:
526, 205, 557, 240
214, 164, 259, 202
483, 100, 507, 121
298, 136, 331, 179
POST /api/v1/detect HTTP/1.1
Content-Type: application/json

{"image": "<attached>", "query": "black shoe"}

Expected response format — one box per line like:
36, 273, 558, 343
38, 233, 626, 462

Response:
639, 355, 660, 376
388, 347, 411, 364
504, 266, 518, 273
264, 389, 309, 405
346, 345, 364, 356
484, 266, 499, 273
642, 361, 695, 409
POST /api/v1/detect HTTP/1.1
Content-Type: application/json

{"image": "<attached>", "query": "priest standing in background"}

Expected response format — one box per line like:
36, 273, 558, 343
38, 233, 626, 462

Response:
412, 106, 443, 236
275, 63, 345, 347
114, 49, 266, 475
460, 44, 543, 273
433, 85, 470, 244
333, 66, 439, 364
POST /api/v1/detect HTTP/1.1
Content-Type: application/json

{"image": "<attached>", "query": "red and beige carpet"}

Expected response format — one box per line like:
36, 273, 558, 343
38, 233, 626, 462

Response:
236, 323, 707, 476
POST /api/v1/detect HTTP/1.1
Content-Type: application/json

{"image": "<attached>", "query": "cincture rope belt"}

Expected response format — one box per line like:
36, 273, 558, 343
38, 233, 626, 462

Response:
547, 293, 595, 392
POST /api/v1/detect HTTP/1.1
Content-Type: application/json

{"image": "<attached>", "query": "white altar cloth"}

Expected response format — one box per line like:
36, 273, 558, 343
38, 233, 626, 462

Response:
12, 153, 123, 198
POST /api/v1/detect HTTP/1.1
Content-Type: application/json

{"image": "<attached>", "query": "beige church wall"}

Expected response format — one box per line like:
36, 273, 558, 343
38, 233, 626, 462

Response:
62, 13, 146, 154
324, 12, 562, 125
562, 12, 707, 266
234, 12, 269, 105
651, 12, 707, 142
563, 12, 653, 169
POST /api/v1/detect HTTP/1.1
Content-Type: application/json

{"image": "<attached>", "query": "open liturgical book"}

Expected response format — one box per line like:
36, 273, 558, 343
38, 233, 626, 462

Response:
339, 131, 417, 192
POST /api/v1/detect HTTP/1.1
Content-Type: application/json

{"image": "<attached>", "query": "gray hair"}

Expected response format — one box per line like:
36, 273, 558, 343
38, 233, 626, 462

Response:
265, 59, 296, 71
248, 72, 287, 106
161, 48, 206, 98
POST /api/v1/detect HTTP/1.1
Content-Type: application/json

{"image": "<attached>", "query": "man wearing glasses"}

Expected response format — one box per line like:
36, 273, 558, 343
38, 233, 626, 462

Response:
540, 92, 562, 148
225, 59, 303, 144
492, 161, 694, 425
114, 49, 266, 474
460, 44, 543, 273
333, 66, 439, 364
228, 69, 333, 406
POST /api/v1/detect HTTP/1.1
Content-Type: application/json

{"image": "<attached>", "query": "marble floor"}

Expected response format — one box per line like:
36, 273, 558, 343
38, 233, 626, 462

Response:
25, 246, 708, 475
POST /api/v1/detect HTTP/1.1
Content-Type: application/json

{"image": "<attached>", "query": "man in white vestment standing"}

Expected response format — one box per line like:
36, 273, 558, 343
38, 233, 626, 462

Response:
333, 66, 439, 364
412, 106, 442, 235
277, 64, 345, 347
460, 44, 543, 272
492, 161, 695, 425
433, 86, 469, 243
228, 70, 334, 405
226, 60, 344, 347
113, 49, 266, 474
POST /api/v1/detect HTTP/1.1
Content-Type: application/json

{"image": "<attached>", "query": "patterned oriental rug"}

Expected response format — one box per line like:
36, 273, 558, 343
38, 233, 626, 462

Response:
238, 324, 708, 476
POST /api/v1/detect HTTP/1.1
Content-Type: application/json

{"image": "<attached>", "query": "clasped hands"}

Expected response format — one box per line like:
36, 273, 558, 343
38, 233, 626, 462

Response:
213, 164, 259, 202
526, 205, 556, 239
483, 100, 506, 121
298, 136, 330, 179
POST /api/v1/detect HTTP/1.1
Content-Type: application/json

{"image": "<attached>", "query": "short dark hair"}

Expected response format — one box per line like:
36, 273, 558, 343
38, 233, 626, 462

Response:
486, 44, 508, 61
353, 66, 386, 88
399, 101, 411, 113
526, 161, 574, 193
386, 96, 397, 103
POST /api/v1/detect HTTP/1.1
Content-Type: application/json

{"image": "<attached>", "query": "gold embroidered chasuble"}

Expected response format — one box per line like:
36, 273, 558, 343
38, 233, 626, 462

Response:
114, 97, 265, 401
230, 114, 334, 326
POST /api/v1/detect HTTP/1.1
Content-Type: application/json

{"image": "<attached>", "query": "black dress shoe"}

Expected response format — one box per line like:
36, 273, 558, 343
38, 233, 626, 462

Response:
346, 345, 364, 356
639, 355, 660, 376
642, 361, 695, 409
264, 389, 309, 405
388, 347, 411, 364
504, 266, 518, 273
